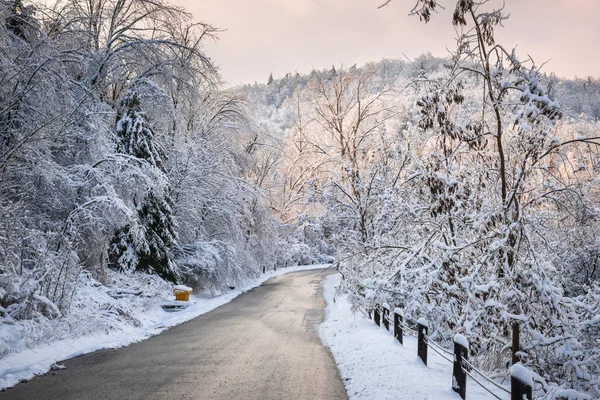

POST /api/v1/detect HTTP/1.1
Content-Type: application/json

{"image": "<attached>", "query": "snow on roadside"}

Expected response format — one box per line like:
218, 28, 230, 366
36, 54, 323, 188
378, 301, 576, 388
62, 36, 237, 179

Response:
0, 264, 330, 391
319, 274, 508, 400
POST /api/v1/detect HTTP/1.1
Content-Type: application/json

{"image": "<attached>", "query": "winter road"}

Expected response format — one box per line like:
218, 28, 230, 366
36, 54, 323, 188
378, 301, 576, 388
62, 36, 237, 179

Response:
1, 268, 347, 400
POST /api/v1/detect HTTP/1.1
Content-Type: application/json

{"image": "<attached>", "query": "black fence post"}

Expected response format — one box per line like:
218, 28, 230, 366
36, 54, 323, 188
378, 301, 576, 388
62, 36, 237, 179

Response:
393, 308, 403, 345
417, 318, 428, 366
452, 334, 469, 400
262, 266, 265, 274
512, 322, 520, 365
382, 303, 390, 331
511, 364, 533, 400
374, 305, 381, 327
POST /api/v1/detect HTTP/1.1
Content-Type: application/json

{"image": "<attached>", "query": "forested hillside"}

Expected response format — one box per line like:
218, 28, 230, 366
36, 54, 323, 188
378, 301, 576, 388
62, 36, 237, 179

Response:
234, 7, 600, 399
1, 0, 600, 397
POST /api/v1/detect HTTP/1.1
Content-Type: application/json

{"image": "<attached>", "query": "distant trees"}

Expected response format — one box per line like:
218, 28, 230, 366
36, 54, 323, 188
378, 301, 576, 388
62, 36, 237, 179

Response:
302, 67, 397, 245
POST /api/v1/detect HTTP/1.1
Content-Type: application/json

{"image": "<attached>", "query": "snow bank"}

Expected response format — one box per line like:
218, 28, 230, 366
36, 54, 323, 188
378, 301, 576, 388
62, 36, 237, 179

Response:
319, 274, 507, 399
0, 264, 330, 390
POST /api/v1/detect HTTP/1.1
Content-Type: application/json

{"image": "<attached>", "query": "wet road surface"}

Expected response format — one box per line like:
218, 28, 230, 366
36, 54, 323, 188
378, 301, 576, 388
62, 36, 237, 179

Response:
0, 268, 347, 400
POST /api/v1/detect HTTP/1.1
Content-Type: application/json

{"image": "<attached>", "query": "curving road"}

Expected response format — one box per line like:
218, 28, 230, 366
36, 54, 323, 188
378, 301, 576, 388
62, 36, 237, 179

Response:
0, 268, 347, 400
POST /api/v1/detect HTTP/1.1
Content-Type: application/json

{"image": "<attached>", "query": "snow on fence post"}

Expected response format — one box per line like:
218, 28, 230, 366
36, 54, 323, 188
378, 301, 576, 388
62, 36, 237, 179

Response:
374, 305, 381, 327
452, 334, 469, 400
393, 308, 403, 345
511, 363, 533, 400
382, 303, 390, 331
417, 318, 428, 366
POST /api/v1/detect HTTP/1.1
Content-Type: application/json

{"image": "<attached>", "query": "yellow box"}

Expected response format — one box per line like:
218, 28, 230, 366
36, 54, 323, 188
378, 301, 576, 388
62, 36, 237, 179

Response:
173, 286, 192, 302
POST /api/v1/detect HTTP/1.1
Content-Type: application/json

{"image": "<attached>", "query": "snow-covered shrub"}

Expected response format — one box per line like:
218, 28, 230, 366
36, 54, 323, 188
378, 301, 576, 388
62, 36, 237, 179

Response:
176, 241, 250, 295
0, 269, 171, 358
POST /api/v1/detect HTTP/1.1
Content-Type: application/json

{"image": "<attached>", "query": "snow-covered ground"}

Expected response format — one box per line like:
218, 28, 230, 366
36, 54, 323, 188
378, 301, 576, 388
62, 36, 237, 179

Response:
319, 274, 510, 400
0, 264, 329, 391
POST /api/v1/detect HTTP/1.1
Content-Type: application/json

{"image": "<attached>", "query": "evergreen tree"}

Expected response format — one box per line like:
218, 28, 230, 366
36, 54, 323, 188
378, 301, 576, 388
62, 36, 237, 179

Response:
109, 224, 137, 273
109, 90, 178, 282
267, 72, 274, 85
115, 92, 165, 170
136, 192, 177, 282
109, 192, 179, 283
329, 65, 337, 77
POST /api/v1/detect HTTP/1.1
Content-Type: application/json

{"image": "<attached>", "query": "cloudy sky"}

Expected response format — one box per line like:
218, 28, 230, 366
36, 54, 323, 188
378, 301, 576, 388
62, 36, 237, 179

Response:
176, 0, 599, 86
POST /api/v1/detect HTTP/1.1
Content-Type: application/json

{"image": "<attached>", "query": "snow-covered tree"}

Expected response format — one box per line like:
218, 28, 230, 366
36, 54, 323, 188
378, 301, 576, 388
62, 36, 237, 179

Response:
115, 92, 166, 171
343, 1, 600, 396
110, 191, 178, 282
109, 89, 178, 282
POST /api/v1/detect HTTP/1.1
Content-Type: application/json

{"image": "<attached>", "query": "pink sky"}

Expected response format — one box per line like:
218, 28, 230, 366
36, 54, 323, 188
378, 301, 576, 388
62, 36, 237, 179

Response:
175, 0, 599, 86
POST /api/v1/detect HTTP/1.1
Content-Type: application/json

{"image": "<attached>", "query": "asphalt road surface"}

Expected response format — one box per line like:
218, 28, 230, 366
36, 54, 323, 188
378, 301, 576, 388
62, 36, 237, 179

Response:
1, 268, 348, 400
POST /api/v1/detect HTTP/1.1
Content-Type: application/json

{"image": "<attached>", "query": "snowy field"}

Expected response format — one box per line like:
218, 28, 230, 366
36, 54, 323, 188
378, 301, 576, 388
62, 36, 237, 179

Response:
0, 264, 330, 391
320, 274, 509, 400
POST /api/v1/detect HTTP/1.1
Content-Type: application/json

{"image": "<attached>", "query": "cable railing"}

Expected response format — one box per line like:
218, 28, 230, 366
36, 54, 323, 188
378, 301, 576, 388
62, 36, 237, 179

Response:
399, 320, 418, 336
462, 358, 511, 395
461, 364, 504, 400
366, 304, 532, 400
423, 333, 453, 363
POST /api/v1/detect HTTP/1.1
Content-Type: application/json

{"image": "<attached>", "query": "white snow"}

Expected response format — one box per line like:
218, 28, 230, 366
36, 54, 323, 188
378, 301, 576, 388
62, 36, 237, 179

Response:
417, 317, 429, 327
172, 285, 192, 292
0, 264, 330, 391
454, 334, 469, 350
320, 274, 508, 400
510, 363, 533, 387
553, 389, 592, 400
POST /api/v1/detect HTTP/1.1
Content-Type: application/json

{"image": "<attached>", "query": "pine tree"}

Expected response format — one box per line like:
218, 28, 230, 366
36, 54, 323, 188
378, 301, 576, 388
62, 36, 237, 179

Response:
109, 192, 179, 283
267, 73, 274, 85
109, 90, 178, 282
109, 224, 137, 273
115, 92, 165, 171
135, 192, 178, 282
329, 65, 337, 77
